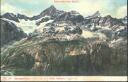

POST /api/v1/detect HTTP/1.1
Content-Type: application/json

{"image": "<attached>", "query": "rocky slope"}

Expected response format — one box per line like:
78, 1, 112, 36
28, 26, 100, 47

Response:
1, 35, 127, 76
0, 5, 127, 76
0, 19, 27, 47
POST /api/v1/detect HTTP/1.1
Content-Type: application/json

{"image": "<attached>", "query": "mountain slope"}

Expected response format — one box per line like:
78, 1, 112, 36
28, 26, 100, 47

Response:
31, 5, 64, 20
0, 19, 27, 46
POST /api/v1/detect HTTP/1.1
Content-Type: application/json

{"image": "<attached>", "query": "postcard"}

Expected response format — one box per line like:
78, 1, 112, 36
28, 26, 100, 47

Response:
0, 0, 127, 81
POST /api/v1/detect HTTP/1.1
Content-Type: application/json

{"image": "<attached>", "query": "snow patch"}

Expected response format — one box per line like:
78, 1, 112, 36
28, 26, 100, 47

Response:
55, 27, 65, 32
116, 26, 125, 32
1, 17, 53, 34
96, 26, 111, 30
36, 20, 53, 32
82, 30, 107, 39
82, 30, 94, 38
35, 15, 50, 23
16, 19, 37, 34
1, 18, 17, 24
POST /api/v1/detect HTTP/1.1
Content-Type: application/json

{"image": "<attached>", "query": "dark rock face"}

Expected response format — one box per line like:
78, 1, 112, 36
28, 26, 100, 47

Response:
98, 15, 124, 27
36, 17, 51, 26
2, 13, 31, 22
42, 25, 82, 35
65, 26, 82, 34
2, 13, 19, 22
0, 19, 27, 46
40, 5, 63, 18
121, 16, 127, 25
116, 26, 127, 37
16, 13, 30, 21
54, 12, 84, 24
85, 15, 125, 28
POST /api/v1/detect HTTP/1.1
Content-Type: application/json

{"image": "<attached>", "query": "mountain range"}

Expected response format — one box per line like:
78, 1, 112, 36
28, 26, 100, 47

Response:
0, 5, 127, 76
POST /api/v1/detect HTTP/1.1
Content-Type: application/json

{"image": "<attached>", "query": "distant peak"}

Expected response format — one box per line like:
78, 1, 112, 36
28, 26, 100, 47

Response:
92, 11, 100, 17
85, 11, 101, 19
39, 5, 59, 17
48, 5, 56, 9
70, 10, 80, 14
105, 15, 112, 18
3, 12, 15, 16
2, 13, 16, 18
42, 5, 57, 13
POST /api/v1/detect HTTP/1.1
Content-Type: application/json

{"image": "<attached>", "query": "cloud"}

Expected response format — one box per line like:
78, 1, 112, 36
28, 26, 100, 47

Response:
70, 0, 106, 16
54, 0, 127, 18
16, 0, 43, 5
1, 3, 37, 17
1, 3, 21, 14
8, 0, 53, 5
54, 0, 112, 17
1, 0, 53, 16
116, 5, 127, 18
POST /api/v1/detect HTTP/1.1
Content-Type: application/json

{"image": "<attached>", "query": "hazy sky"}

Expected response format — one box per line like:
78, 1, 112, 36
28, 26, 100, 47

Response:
1, 0, 127, 18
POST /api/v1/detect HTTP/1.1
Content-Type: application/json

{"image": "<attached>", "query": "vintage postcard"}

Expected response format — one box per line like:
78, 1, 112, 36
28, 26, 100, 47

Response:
0, 0, 127, 81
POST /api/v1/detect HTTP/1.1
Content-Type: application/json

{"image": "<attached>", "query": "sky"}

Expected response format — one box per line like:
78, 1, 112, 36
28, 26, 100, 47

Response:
1, 0, 127, 18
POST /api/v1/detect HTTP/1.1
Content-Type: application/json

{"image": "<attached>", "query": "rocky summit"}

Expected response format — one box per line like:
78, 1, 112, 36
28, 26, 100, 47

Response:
0, 5, 127, 76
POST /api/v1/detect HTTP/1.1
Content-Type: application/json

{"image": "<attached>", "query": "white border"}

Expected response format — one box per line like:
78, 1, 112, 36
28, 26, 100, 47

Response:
1, 76, 127, 81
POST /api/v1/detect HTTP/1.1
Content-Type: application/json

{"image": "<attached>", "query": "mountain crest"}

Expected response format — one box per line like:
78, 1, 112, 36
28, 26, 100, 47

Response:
69, 10, 80, 16
40, 5, 57, 15
48, 5, 56, 10
2, 13, 19, 22
86, 11, 101, 19
39, 5, 65, 18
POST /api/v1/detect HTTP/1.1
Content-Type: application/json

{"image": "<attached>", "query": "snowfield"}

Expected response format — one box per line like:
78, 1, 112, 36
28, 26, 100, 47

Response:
82, 30, 107, 40
1, 17, 53, 34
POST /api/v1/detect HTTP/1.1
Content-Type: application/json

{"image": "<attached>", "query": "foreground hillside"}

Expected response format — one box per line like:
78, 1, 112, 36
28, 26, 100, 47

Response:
1, 34, 127, 76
